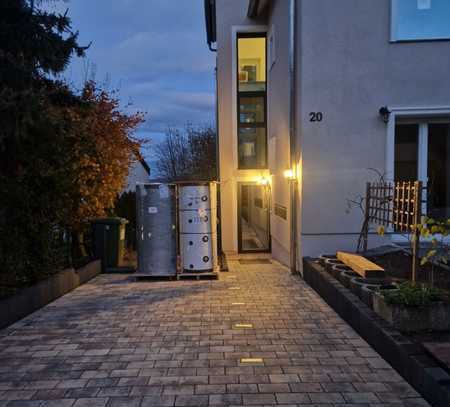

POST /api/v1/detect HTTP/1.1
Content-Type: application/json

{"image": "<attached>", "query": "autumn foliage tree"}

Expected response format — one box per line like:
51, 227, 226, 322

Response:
0, 0, 144, 289
70, 81, 144, 229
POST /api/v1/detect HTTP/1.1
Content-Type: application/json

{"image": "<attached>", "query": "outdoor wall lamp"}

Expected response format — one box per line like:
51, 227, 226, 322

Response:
257, 175, 270, 186
379, 106, 391, 124
283, 169, 296, 181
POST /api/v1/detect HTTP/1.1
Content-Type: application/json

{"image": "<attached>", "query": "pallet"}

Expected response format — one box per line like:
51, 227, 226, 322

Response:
337, 251, 385, 279
177, 272, 219, 280
134, 273, 177, 281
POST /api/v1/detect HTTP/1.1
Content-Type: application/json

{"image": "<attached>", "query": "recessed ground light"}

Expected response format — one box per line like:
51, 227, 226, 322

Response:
240, 357, 264, 364
229, 286, 241, 290
231, 302, 245, 305
234, 323, 253, 328
227, 275, 237, 278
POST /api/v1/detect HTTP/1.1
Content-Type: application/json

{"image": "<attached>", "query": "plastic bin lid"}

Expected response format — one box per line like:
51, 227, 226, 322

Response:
91, 217, 129, 225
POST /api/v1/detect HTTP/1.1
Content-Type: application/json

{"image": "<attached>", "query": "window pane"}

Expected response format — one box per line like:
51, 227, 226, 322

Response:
238, 128, 267, 169
239, 96, 265, 124
393, 0, 450, 41
238, 37, 266, 92
428, 123, 450, 219
395, 124, 418, 182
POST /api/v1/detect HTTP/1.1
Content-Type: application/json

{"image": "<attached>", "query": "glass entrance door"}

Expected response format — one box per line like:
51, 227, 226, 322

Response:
238, 183, 270, 252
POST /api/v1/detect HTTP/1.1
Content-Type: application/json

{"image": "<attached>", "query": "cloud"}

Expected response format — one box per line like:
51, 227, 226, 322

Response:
46, 0, 216, 144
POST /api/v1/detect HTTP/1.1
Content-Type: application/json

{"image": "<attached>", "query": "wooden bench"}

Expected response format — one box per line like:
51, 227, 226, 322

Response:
337, 251, 385, 279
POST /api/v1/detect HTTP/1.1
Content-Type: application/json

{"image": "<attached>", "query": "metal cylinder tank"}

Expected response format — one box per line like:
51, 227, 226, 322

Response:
136, 183, 177, 276
179, 182, 217, 272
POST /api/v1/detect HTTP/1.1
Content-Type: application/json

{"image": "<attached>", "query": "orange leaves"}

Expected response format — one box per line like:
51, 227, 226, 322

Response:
69, 81, 145, 229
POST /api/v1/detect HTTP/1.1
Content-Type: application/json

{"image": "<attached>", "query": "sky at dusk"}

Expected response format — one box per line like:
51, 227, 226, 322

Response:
45, 0, 216, 166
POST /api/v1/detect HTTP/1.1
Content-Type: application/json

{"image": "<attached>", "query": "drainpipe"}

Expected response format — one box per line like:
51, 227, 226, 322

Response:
289, 0, 298, 274
214, 64, 225, 270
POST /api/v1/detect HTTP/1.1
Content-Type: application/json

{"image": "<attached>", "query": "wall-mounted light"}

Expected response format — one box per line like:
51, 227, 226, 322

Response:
379, 106, 391, 124
257, 176, 270, 186
283, 169, 295, 180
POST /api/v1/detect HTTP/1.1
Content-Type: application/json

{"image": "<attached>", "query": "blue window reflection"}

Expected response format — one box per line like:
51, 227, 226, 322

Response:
392, 0, 450, 41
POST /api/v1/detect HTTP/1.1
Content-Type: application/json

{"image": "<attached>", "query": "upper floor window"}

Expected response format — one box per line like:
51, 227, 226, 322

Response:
391, 0, 450, 41
237, 34, 267, 169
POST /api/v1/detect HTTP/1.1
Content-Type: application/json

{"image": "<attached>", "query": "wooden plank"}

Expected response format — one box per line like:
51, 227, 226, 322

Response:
177, 272, 219, 280
337, 251, 385, 279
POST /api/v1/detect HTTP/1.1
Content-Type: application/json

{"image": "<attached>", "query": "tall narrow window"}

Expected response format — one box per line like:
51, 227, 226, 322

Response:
237, 34, 267, 169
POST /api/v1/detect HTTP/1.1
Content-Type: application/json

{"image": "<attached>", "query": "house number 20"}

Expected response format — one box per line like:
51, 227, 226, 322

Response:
309, 112, 323, 122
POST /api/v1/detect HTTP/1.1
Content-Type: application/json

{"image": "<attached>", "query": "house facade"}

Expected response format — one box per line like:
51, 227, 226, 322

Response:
122, 157, 151, 194
205, 0, 450, 272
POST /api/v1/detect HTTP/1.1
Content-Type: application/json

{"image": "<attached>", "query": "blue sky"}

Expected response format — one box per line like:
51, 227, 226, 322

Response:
45, 0, 216, 163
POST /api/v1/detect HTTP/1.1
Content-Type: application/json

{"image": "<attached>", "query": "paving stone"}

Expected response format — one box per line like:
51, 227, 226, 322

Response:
0, 262, 430, 407
97, 386, 131, 397
140, 395, 175, 406
242, 393, 276, 405
72, 399, 108, 407
257, 383, 290, 393
174, 395, 209, 406
105, 396, 141, 407
195, 385, 225, 394
208, 394, 242, 405
343, 392, 380, 403
275, 392, 310, 404
4, 402, 42, 407
40, 400, 75, 407
64, 387, 100, 399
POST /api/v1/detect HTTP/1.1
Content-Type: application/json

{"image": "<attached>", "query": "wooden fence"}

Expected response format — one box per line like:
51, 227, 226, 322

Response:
363, 181, 424, 281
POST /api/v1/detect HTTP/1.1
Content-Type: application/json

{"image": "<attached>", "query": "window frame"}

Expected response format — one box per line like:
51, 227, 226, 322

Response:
386, 107, 450, 243
236, 32, 268, 170
390, 0, 450, 43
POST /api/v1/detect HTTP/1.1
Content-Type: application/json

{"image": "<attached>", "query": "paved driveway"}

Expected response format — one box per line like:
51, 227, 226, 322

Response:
0, 260, 429, 406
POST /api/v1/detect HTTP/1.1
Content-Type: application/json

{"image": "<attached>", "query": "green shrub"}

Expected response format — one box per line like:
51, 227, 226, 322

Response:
380, 282, 444, 307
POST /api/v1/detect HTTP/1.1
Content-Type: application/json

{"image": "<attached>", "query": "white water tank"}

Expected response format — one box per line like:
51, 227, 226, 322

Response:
179, 183, 217, 272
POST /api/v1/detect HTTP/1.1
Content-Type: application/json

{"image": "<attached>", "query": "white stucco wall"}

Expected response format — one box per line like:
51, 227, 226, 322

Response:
297, 0, 450, 258
214, 0, 450, 264
122, 160, 150, 194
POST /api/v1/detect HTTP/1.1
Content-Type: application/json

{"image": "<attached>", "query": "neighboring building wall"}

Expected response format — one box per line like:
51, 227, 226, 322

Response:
297, 0, 450, 258
122, 160, 150, 193
215, 0, 270, 256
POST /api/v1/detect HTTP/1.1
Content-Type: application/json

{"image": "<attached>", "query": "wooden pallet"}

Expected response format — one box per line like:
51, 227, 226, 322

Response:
177, 272, 219, 280
337, 251, 385, 279
134, 273, 177, 281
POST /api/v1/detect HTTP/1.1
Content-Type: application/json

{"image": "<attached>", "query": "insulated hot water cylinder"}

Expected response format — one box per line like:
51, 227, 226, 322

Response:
179, 182, 217, 272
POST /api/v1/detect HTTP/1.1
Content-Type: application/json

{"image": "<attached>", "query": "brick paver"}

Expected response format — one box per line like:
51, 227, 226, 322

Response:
0, 260, 430, 406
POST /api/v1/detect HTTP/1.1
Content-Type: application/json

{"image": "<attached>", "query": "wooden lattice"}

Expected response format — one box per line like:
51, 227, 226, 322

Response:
364, 181, 423, 282
366, 181, 422, 233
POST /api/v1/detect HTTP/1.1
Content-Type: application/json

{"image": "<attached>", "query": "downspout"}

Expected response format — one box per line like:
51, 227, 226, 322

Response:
214, 63, 225, 270
289, 0, 298, 274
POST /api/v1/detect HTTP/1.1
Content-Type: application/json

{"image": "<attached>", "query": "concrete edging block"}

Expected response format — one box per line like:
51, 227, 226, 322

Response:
0, 259, 101, 330
303, 257, 450, 407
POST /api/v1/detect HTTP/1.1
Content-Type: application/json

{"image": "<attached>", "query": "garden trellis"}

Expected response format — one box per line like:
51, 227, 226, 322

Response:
363, 181, 424, 282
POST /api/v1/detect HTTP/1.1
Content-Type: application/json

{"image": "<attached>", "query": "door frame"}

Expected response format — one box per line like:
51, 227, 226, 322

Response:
237, 181, 271, 253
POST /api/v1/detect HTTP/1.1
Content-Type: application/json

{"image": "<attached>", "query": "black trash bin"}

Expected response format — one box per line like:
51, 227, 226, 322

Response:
91, 218, 128, 272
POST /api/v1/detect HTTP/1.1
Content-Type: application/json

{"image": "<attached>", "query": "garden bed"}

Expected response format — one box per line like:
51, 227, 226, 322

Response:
303, 257, 450, 407
366, 247, 450, 290
0, 259, 101, 330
